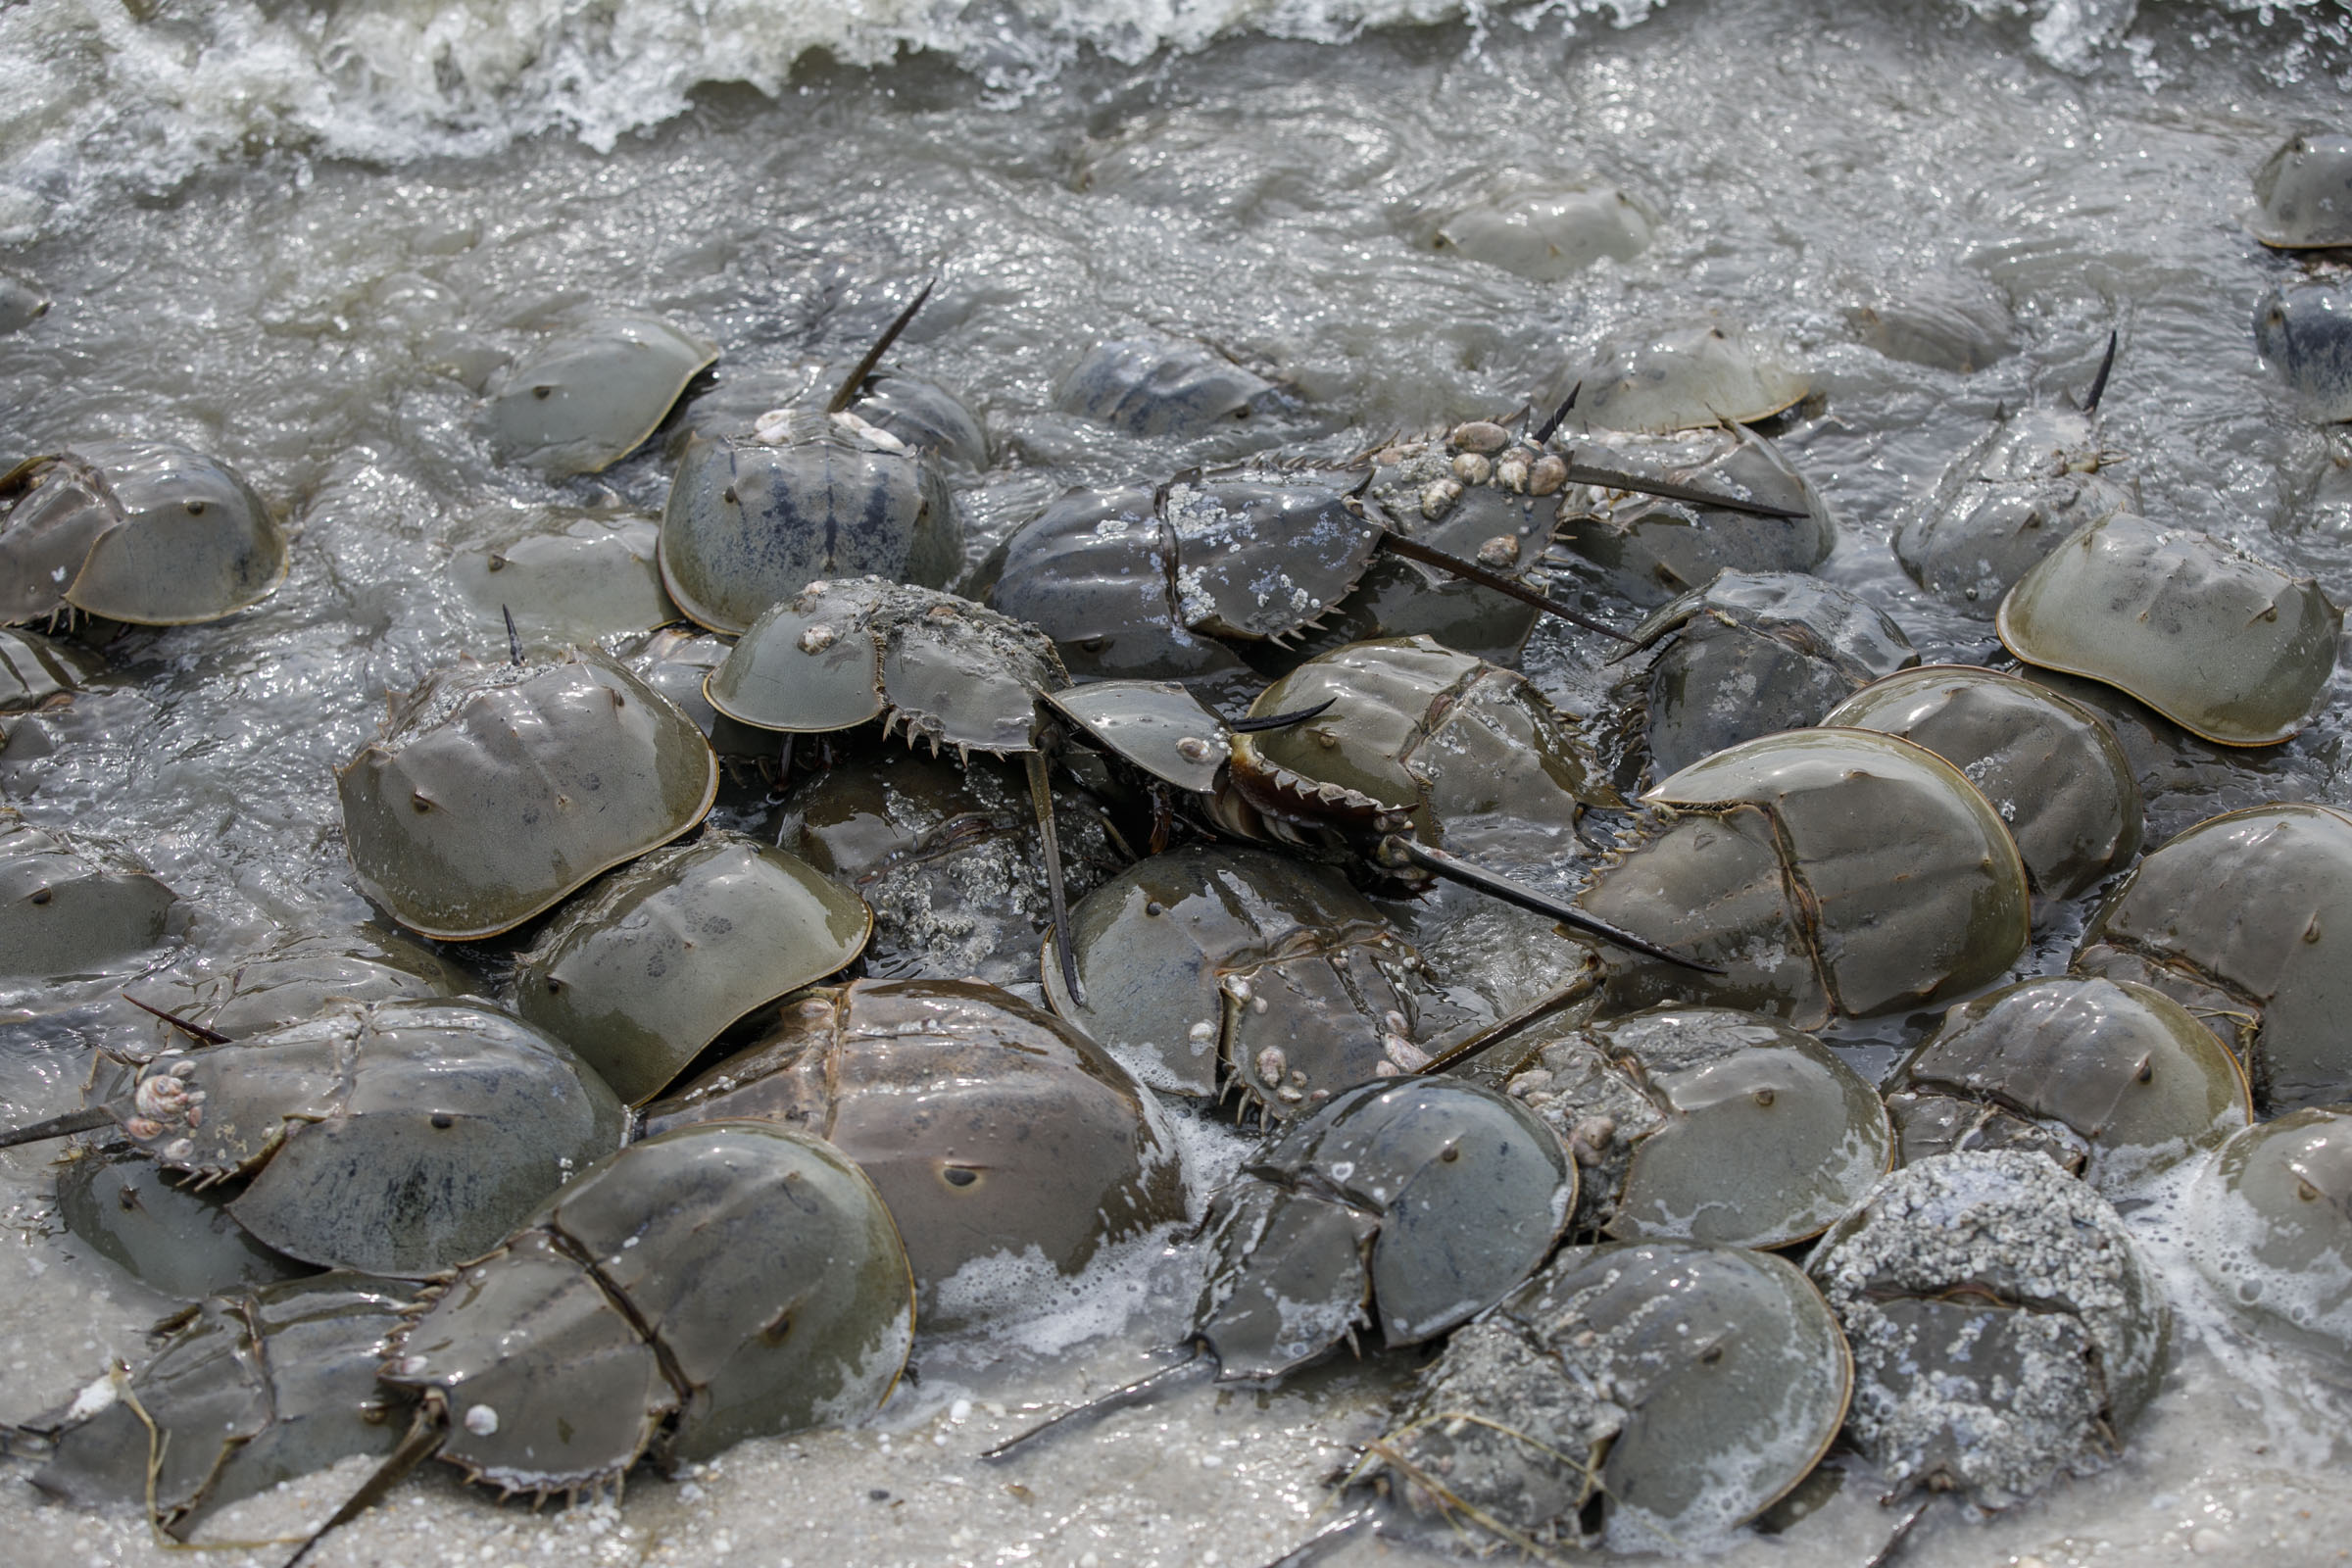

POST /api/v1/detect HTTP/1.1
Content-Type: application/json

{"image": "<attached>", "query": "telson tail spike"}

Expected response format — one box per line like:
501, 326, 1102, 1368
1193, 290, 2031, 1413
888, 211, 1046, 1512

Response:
1377, 533, 1634, 643
2082, 327, 2120, 416
1417, 968, 1604, 1076
1532, 380, 1582, 445
503, 605, 524, 667
1555, 461, 1810, 520
980, 1347, 1209, 1462
0, 1105, 115, 1151
1389, 838, 1725, 975
282, 1399, 447, 1568
1226, 698, 1337, 734
826, 277, 937, 415
121, 993, 232, 1046
1027, 751, 1085, 1007
1255, 1504, 1382, 1568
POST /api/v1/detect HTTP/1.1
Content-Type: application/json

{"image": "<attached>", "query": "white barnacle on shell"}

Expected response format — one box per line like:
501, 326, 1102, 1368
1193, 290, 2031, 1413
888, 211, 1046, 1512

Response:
465, 1402, 501, 1436
799, 624, 838, 655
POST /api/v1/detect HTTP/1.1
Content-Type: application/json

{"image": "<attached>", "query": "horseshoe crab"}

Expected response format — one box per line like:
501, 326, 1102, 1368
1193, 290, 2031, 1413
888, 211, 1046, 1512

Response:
1042, 843, 1447, 1115
1054, 337, 1284, 437
1, 808, 183, 984
1408, 172, 1656, 281
2073, 803, 2352, 1112
513, 831, 872, 1105
55, 1143, 315, 1300
1552, 321, 1809, 434
2183, 1107, 2352, 1363
1362, 1240, 1850, 1553
641, 978, 1181, 1322
124, 926, 470, 1049
1823, 665, 2142, 910
1579, 727, 2032, 1027
1553, 424, 1835, 609
1613, 570, 1919, 779
305, 1121, 910, 1553
2255, 281, 2352, 423
0, 627, 99, 711
448, 507, 676, 639
2248, 129, 2352, 248
0, 270, 46, 334
1893, 337, 2132, 614
27, 1273, 414, 1535
1502, 1006, 1892, 1249
1807, 1152, 2168, 1509
1997, 513, 2340, 746
774, 747, 1120, 990
6, 999, 627, 1279
0, 442, 286, 627
336, 646, 717, 942
487, 313, 717, 477
1887, 975, 2251, 1193
1844, 270, 2016, 373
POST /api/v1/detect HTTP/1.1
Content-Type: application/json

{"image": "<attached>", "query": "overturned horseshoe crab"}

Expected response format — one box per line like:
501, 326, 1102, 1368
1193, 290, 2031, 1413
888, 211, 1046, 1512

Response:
512, 831, 872, 1105
642, 977, 1182, 1322
1579, 727, 2031, 1027
1887, 975, 2252, 1194
289, 1122, 912, 1561
0, 442, 286, 627
486, 313, 717, 477
1355, 1239, 1850, 1553
26, 1273, 415, 1537
336, 645, 718, 942
1997, 513, 2341, 746
1807, 1152, 2168, 1509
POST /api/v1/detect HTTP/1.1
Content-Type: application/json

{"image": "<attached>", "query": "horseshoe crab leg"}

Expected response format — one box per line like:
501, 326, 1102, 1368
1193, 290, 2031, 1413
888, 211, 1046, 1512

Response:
1027, 749, 1086, 1006
980, 1345, 1211, 1462
1384, 838, 1724, 975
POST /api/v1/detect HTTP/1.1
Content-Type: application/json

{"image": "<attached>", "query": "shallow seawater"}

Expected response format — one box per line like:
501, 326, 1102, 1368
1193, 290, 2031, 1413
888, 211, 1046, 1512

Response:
6, 0, 2352, 1563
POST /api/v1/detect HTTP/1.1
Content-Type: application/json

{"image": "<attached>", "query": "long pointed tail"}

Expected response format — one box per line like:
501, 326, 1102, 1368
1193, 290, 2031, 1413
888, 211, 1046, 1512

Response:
1386, 838, 1722, 975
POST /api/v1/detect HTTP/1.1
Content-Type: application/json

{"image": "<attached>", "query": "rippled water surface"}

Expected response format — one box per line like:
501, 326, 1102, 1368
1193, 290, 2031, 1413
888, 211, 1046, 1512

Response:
6, 0, 2352, 1564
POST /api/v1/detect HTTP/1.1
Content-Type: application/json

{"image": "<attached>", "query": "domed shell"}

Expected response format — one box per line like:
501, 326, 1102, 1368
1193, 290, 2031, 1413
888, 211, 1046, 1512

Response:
1996, 514, 2340, 746
0, 808, 182, 984
1411, 172, 1657, 281
1824, 665, 2141, 906
2254, 282, 2352, 424
1555, 425, 1835, 607
1556, 322, 1808, 434
2184, 1108, 2352, 1363
2248, 130, 2352, 248
0, 443, 285, 626
336, 647, 718, 941
488, 313, 718, 476
514, 832, 872, 1104
383, 1122, 912, 1491
1054, 337, 1281, 437
449, 507, 677, 638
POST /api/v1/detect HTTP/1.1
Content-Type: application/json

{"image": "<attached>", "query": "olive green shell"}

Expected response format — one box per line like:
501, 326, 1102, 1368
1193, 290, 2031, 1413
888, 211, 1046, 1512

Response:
2248, 130, 2352, 248
1581, 728, 2031, 1027
56, 1145, 313, 1300
449, 507, 677, 638
1807, 1152, 2168, 1509
1506, 1006, 1892, 1250
1239, 635, 1608, 855
337, 647, 717, 941
488, 314, 717, 477
1054, 337, 1280, 436
643, 978, 1181, 1323
1195, 1078, 1574, 1381
31, 1274, 413, 1533
1554, 321, 1809, 434
1891, 976, 2251, 1193
1824, 664, 2142, 906
1556, 425, 1835, 608
383, 1122, 913, 1492
514, 832, 872, 1105
1377, 1240, 1850, 1551
0, 807, 182, 983
1046, 680, 1232, 795
1996, 514, 2340, 746
660, 418, 960, 636
0, 442, 286, 626
1042, 843, 1440, 1112
128, 927, 469, 1045
107, 999, 626, 1277
2074, 803, 2352, 1113
707, 577, 1067, 755
0, 626, 100, 711
1409, 172, 1655, 281
2184, 1108, 2352, 1363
